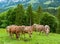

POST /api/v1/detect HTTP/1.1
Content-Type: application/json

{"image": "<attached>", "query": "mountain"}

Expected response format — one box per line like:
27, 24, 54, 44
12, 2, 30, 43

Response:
0, 0, 60, 12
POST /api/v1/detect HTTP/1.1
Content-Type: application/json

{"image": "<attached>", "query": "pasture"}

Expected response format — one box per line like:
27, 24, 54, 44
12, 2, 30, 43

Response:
0, 28, 60, 44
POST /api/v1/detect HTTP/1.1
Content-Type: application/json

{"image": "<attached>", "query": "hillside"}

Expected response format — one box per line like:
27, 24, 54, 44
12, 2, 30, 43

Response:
0, 0, 60, 12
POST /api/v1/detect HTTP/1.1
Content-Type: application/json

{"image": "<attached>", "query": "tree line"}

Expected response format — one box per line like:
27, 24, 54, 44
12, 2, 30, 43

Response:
0, 4, 60, 33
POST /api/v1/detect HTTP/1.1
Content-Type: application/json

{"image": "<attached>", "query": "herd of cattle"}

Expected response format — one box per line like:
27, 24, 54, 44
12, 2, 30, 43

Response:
6, 24, 50, 39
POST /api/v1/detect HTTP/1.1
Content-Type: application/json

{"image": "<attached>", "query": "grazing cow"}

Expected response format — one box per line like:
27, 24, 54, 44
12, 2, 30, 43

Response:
44, 25, 50, 35
6, 25, 16, 33
32, 24, 45, 34
23, 26, 34, 38
6, 25, 25, 39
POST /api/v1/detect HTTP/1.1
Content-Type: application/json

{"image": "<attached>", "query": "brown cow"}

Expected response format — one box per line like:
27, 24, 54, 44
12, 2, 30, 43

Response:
32, 24, 45, 34
6, 25, 25, 39
6, 25, 17, 33
23, 26, 34, 38
33, 24, 50, 35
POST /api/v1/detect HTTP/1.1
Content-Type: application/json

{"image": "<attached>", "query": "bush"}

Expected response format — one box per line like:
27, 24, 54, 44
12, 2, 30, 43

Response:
0, 20, 8, 28
40, 12, 59, 33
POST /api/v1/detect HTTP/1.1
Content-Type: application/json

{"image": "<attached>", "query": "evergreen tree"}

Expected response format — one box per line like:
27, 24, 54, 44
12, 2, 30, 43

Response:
6, 8, 15, 25
56, 7, 60, 33
26, 4, 33, 26
37, 6, 42, 14
36, 6, 43, 24
15, 4, 25, 25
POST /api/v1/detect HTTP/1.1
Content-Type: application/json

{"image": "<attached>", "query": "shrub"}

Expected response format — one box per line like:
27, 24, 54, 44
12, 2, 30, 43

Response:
0, 20, 8, 28
40, 12, 59, 33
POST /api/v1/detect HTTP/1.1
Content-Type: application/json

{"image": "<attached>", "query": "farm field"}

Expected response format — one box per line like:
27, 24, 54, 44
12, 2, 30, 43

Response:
0, 28, 60, 44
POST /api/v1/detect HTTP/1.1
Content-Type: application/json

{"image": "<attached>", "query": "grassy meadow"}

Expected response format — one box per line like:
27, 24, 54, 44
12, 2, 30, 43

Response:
0, 28, 60, 44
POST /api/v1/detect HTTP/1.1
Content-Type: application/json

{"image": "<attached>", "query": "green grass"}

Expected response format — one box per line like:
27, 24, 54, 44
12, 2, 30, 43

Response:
0, 28, 60, 44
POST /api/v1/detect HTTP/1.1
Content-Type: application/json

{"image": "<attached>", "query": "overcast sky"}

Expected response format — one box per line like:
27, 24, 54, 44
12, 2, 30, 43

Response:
0, 0, 26, 3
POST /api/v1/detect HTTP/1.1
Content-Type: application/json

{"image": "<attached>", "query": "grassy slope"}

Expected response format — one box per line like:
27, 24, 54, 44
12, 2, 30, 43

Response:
0, 28, 60, 44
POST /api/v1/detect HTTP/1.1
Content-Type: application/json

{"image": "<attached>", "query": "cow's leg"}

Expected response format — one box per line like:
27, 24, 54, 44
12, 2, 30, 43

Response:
18, 33, 20, 40
40, 31, 44, 35
43, 30, 46, 36
10, 32, 13, 39
37, 29, 41, 35
23, 32, 25, 39
29, 32, 32, 38
16, 33, 19, 39
24, 33, 25, 38
39, 31, 41, 35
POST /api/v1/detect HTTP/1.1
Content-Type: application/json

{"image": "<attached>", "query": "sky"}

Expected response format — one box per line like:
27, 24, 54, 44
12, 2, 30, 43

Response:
0, 0, 26, 2
0, 0, 5, 2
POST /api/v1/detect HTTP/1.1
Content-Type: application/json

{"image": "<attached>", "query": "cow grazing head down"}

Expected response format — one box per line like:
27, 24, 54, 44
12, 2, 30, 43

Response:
32, 24, 50, 35
45, 25, 50, 35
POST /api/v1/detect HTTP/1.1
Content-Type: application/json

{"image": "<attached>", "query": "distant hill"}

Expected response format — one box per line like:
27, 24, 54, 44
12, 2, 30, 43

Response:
0, 0, 60, 12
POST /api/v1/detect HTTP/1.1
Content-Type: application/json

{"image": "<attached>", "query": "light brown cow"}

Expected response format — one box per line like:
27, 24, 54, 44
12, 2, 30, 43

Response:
45, 25, 50, 35
23, 26, 34, 38
33, 24, 50, 35
32, 24, 45, 34
6, 25, 25, 39
6, 25, 17, 33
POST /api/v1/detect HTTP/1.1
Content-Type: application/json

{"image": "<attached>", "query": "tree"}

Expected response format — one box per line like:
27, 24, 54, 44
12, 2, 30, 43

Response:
35, 6, 43, 24
37, 6, 42, 14
56, 6, 60, 33
15, 4, 25, 25
6, 8, 15, 25
40, 12, 58, 33
26, 4, 33, 26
